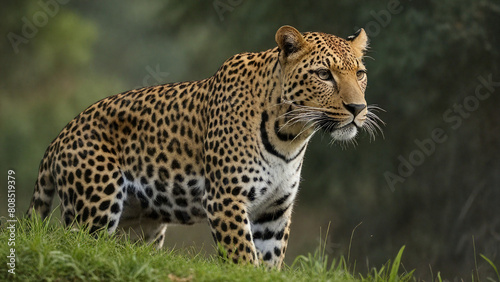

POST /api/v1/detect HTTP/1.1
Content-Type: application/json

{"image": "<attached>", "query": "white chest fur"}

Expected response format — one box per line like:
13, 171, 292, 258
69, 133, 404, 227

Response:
247, 144, 306, 220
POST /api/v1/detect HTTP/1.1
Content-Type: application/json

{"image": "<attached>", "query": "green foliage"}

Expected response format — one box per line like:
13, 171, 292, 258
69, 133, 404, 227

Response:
356, 247, 415, 282
1, 217, 415, 281
291, 224, 353, 280
291, 225, 414, 282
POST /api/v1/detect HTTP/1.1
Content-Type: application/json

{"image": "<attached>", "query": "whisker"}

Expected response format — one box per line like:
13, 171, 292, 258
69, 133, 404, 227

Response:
291, 120, 320, 142
278, 111, 322, 132
361, 105, 385, 141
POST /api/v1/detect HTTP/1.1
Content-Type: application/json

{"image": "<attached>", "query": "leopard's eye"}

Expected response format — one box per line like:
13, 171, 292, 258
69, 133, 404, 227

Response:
317, 69, 333, 81
356, 69, 366, 80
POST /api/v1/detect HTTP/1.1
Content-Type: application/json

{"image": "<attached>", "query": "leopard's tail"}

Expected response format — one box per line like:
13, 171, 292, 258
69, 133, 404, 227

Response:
27, 150, 56, 220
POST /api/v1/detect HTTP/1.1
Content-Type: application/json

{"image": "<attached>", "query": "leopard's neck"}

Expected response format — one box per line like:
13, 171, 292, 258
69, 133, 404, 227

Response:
256, 48, 313, 162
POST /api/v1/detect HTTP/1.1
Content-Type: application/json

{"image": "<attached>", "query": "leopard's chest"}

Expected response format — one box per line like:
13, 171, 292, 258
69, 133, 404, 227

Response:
246, 147, 306, 220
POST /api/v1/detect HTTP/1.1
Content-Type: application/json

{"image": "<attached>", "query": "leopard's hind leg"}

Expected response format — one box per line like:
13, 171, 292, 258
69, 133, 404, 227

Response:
54, 157, 126, 234
27, 150, 56, 220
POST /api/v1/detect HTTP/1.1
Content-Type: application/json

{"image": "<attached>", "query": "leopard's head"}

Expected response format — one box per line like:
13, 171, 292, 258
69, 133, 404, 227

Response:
275, 25, 382, 142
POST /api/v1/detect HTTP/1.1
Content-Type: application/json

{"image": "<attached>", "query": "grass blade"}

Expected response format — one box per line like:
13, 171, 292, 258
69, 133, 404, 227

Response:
389, 245, 405, 282
480, 254, 500, 282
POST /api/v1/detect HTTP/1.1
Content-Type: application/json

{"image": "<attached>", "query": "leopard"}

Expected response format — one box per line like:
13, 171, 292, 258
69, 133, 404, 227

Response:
27, 25, 381, 268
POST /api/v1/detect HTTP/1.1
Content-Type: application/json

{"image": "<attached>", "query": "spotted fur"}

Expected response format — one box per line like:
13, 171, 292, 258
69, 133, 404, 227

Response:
27, 26, 381, 268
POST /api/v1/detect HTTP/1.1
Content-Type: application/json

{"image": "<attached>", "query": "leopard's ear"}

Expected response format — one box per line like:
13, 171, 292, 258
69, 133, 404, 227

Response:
347, 28, 368, 57
275, 25, 308, 58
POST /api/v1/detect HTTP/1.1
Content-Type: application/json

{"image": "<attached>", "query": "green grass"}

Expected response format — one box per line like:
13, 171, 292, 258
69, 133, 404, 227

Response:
1, 216, 413, 281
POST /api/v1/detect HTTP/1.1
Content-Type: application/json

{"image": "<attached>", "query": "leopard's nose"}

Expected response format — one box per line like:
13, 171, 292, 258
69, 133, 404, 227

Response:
344, 103, 366, 117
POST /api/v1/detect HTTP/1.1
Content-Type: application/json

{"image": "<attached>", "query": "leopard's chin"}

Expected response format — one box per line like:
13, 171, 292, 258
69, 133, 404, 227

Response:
330, 123, 358, 141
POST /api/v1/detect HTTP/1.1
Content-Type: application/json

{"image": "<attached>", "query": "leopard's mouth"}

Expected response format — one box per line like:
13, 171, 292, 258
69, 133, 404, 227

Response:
330, 123, 358, 141
317, 118, 359, 141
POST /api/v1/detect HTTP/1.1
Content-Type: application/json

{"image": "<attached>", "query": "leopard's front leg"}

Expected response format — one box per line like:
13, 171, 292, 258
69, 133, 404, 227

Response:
203, 181, 258, 265
251, 206, 293, 269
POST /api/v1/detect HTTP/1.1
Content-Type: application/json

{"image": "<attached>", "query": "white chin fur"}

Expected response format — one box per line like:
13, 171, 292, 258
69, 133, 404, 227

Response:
330, 125, 358, 141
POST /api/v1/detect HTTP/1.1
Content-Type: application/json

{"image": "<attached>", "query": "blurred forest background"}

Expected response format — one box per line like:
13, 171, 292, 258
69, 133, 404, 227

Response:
1, 0, 499, 279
